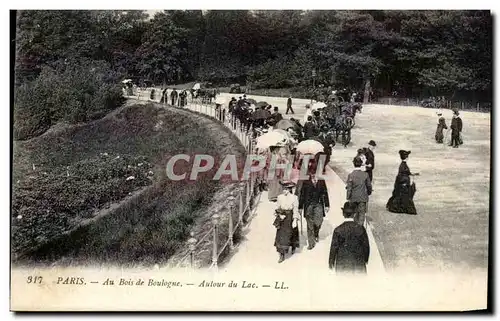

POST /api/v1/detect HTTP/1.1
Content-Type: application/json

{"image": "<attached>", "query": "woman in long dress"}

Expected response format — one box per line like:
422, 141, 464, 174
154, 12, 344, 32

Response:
386, 150, 419, 214
273, 181, 300, 263
435, 112, 448, 143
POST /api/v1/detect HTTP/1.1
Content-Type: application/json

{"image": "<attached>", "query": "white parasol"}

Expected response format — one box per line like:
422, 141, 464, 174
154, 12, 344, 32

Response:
296, 139, 324, 155
192, 83, 201, 90
122, 79, 132, 84
255, 131, 289, 149
311, 101, 327, 111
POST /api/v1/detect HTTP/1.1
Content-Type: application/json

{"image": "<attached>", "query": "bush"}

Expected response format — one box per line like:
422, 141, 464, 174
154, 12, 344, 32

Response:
14, 58, 126, 140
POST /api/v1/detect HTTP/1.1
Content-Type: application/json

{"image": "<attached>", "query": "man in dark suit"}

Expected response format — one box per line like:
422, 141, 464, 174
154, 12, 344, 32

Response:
329, 202, 370, 274
298, 173, 330, 250
449, 109, 463, 148
286, 95, 294, 114
303, 116, 318, 140
269, 107, 283, 126
364, 140, 376, 183
346, 157, 372, 226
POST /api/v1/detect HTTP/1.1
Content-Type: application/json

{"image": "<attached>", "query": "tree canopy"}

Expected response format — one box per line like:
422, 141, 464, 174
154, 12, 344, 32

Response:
15, 9, 492, 101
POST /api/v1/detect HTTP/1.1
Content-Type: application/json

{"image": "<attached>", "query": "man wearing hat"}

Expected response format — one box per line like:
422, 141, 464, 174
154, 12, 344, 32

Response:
364, 140, 377, 183
286, 95, 295, 114
346, 156, 372, 226
329, 201, 370, 274
269, 106, 283, 126
449, 109, 463, 148
298, 173, 330, 250
303, 115, 318, 140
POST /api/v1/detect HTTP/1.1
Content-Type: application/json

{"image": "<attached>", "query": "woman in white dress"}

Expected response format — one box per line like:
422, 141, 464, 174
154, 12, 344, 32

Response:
273, 181, 300, 263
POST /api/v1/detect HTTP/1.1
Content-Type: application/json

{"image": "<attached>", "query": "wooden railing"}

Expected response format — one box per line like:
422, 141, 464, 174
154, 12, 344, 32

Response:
127, 89, 260, 270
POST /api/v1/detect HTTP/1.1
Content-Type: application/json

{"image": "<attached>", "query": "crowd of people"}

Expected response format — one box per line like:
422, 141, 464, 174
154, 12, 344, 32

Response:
127, 84, 464, 274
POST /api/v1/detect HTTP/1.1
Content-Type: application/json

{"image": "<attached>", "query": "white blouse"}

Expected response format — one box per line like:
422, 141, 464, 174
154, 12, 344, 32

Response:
276, 193, 300, 220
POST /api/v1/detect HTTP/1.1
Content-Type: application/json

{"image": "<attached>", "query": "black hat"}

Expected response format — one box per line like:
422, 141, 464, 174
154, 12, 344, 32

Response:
357, 148, 365, 154
274, 107, 279, 112
341, 202, 356, 215
398, 150, 411, 158
368, 140, 377, 147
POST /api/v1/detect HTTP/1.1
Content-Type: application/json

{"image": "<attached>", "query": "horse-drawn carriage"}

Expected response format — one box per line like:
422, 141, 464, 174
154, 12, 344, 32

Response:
193, 82, 219, 104
315, 100, 362, 147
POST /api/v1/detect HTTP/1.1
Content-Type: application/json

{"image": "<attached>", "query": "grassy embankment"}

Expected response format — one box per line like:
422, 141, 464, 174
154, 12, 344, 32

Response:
12, 102, 238, 267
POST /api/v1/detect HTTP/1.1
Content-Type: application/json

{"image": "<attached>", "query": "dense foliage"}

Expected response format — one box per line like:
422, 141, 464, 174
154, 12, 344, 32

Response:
14, 10, 492, 137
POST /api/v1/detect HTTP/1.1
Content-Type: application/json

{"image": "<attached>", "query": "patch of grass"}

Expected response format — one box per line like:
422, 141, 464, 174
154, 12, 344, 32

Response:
12, 103, 229, 265
329, 105, 490, 271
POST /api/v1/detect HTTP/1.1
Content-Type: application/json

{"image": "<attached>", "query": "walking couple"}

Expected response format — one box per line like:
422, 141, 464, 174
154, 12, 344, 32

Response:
273, 172, 330, 263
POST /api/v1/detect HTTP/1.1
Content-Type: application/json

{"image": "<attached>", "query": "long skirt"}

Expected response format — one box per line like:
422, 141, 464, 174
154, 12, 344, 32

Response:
435, 126, 444, 143
386, 182, 417, 215
274, 210, 299, 254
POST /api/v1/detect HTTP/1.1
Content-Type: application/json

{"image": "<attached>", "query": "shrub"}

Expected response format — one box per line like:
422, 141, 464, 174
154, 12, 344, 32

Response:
13, 58, 126, 140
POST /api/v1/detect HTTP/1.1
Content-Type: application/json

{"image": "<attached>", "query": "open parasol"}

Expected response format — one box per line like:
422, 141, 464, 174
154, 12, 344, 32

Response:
246, 98, 257, 105
274, 119, 296, 130
256, 101, 269, 108
296, 139, 325, 155
255, 131, 289, 149
311, 101, 327, 111
252, 108, 270, 120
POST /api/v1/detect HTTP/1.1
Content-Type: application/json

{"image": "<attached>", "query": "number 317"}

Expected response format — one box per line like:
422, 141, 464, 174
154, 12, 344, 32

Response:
26, 276, 43, 284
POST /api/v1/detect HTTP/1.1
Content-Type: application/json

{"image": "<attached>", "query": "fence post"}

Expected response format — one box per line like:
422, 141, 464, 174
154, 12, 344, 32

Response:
187, 232, 197, 268
238, 189, 244, 222
211, 214, 220, 270
227, 196, 235, 250
477, 102, 480, 112
461, 101, 464, 110
246, 176, 251, 211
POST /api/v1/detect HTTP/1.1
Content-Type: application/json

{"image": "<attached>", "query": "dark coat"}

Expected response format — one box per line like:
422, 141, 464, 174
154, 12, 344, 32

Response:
451, 116, 463, 132
346, 169, 372, 202
269, 112, 283, 125
298, 179, 330, 213
386, 161, 417, 214
303, 122, 318, 139
329, 220, 370, 273
364, 148, 375, 172
435, 117, 448, 142
287, 97, 292, 107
